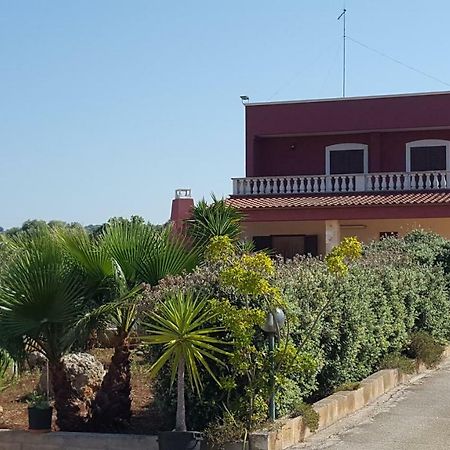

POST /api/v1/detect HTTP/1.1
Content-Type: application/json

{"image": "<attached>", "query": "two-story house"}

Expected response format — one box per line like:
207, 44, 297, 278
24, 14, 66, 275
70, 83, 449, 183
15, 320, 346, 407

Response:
224, 91, 450, 257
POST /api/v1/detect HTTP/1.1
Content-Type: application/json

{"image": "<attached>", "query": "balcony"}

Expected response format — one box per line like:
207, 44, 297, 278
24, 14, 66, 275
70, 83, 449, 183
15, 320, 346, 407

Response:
232, 171, 450, 196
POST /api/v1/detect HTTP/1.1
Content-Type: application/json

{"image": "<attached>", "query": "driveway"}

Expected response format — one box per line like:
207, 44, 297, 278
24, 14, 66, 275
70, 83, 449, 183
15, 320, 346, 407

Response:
292, 359, 450, 449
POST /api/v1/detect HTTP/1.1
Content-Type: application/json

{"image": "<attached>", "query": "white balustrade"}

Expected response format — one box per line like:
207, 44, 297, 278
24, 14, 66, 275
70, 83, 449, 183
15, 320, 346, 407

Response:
232, 171, 450, 195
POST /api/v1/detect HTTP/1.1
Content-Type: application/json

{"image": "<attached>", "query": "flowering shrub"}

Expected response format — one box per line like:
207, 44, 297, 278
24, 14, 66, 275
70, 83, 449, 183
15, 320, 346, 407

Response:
325, 236, 363, 275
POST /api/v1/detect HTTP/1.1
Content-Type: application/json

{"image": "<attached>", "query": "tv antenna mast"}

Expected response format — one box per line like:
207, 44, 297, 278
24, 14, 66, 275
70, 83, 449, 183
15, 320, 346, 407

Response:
337, 8, 347, 97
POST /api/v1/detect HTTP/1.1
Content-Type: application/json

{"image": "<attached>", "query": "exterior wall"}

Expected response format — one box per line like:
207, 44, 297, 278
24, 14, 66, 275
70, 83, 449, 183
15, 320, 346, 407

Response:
242, 217, 450, 256
253, 129, 450, 177
241, 203, 450, 222
340, 217, 450, 242
245, 92, 450, 177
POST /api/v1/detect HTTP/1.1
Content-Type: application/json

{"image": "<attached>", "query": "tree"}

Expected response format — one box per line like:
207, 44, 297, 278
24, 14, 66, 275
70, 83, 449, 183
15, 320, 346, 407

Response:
0, 230, 91, 430
59, 219, 200, 430
142, 291, 229, 431
187, 196, 243, 248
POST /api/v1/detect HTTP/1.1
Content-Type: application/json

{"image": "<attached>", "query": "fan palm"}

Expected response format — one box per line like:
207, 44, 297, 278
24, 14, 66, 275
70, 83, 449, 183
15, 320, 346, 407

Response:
142, 291, 230, 432
59, 220, 200, 430
188, 196, 243, 247
0, 230, 90, 430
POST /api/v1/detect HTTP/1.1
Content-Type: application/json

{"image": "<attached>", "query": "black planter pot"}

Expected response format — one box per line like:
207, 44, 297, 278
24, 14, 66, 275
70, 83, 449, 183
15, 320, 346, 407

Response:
158, 431, 203, 450
28, 407, 53, 432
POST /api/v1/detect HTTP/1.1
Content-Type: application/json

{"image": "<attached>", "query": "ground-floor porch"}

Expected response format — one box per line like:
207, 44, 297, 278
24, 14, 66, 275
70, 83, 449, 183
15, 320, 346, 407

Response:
243, 217, 450, 257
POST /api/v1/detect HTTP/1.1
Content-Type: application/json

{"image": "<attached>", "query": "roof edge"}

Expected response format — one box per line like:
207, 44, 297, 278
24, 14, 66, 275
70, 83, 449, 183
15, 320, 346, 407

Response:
245, 90, 450, 107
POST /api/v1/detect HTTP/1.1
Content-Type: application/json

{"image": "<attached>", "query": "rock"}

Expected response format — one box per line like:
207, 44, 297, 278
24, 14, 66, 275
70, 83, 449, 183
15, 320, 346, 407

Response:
27, 351, 46, 370
39, 352, 106, 402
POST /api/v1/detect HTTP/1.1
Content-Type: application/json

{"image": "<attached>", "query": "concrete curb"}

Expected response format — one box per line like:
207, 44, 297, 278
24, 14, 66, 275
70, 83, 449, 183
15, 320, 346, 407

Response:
243, 345, 450, 450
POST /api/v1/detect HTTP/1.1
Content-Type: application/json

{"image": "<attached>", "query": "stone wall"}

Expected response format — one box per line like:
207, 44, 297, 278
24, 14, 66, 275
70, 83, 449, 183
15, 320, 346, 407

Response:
0, 430, 158, 450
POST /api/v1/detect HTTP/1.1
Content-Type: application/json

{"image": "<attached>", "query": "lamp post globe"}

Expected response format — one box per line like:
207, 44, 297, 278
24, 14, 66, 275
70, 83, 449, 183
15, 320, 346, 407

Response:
260, 308, 286, 422
261, 308, 286, 333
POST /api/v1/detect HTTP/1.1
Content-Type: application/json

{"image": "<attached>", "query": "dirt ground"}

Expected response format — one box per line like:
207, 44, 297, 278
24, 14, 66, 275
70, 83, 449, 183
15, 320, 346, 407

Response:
0, 348, 161, 434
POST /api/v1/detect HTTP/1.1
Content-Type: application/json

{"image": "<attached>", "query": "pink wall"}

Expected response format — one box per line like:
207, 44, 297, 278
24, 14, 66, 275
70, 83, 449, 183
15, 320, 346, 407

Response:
246, 92, 450, 177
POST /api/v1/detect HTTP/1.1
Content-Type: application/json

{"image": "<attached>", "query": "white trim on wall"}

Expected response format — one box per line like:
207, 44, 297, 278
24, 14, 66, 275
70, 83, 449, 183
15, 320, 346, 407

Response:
405, 139, 450, 172
325, 143, 369, 175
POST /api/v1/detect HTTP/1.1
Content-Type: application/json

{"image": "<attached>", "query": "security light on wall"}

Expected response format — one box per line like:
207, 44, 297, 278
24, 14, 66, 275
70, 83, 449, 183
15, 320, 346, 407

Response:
240, 95, 249, 104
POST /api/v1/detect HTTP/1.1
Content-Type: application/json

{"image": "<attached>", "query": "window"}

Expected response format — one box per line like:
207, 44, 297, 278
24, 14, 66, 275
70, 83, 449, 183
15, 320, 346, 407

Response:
252, 235, 318, 258
406, 140, 450, 172
325, 143, 368, 175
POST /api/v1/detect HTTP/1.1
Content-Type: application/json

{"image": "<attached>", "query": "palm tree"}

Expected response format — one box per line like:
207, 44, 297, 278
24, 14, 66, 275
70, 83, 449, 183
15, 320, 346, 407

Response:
0, 230, 90, 431
142, 291, 229, 432
187, 196, 243, 248
59, 220, 200, 430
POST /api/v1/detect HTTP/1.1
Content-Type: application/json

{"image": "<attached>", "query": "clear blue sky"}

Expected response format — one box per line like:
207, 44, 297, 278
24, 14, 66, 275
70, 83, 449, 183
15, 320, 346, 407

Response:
2, 0, 450, 228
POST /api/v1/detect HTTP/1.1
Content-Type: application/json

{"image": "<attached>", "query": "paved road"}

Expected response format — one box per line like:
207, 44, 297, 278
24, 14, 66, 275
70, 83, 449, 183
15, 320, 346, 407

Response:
292, 359, 450, 449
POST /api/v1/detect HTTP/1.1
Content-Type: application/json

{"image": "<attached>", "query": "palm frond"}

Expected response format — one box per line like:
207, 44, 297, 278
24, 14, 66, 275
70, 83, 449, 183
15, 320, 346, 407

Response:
142, 291, 230, 394
187, 195, 243, 247
0, 231, 89, 362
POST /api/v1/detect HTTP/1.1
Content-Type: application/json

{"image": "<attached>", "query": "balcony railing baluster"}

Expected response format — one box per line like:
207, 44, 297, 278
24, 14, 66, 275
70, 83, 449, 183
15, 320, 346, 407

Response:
232, 170, 450, 195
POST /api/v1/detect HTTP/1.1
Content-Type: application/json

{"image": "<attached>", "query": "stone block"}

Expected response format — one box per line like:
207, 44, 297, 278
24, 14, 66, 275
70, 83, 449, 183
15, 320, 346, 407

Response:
280, 419, 294, 448
249, 432, 269, 450
289, 416, 303, 444
379, 369, 398, 392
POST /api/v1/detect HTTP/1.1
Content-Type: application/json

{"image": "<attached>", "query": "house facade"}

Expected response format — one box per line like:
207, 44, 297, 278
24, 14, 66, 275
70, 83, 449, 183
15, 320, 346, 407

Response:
226, 91, 450, 256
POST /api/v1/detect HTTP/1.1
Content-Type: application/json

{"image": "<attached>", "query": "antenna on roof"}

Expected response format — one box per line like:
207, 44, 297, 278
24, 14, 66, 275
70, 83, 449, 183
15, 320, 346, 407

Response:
337, 7, 347, 97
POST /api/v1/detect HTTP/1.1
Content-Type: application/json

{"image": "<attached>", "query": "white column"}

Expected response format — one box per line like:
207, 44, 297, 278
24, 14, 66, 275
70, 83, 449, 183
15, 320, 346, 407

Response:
325, 220, 341, 254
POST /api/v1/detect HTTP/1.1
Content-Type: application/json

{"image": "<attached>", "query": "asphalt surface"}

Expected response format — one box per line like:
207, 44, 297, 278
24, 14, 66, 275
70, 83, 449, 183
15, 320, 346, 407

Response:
292, 359, 450, 449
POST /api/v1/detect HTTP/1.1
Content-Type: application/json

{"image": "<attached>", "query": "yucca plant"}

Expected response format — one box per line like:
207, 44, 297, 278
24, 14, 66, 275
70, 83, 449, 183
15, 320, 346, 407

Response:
0, 230, 90, 431
188, 196, 243, 248
59, 220, 200, 430
142, 291, 229, 432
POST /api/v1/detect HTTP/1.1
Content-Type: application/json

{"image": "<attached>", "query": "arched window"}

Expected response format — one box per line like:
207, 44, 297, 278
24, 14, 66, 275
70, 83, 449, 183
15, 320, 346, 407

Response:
406, 139, 450, 172
325, 143, 368, 175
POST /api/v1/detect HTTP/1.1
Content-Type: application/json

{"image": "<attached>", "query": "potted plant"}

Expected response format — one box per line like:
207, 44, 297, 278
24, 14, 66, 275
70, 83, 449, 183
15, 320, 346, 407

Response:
142, 291, 229, 450
27, 391, 53, 432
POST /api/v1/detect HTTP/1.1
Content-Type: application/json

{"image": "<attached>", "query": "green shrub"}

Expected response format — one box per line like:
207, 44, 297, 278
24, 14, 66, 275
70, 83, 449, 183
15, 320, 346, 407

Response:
408, 331, 445, 368
379, 353, 415, 374
289, 400, 319, 432
144, 230, 450, 435
333, 382, 361, 393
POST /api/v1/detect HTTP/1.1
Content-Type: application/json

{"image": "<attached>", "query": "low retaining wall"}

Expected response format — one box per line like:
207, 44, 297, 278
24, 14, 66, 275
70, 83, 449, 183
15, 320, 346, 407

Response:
245, 345, 450, 450
2, 347, 450, 450
0, 430, 158, 450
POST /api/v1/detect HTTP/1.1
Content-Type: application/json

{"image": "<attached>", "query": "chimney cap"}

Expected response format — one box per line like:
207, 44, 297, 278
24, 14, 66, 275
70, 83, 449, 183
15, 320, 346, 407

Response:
175, 188, 192, 199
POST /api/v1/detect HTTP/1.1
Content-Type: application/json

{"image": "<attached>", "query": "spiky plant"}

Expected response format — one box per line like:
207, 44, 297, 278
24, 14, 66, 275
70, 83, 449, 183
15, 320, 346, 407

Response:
142, 291, 229, 431
188, 196, 243, 248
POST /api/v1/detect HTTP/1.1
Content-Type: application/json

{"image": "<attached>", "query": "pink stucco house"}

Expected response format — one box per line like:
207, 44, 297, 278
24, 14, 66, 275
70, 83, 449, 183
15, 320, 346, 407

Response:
172, 91, 450, 257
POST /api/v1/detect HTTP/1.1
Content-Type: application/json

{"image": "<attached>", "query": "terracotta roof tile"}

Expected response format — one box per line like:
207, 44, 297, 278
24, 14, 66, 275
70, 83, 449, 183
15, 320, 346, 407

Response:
227, 192, 450, 209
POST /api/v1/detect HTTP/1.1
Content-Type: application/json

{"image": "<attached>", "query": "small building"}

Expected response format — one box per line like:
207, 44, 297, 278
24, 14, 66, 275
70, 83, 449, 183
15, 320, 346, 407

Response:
225, 91, 450, 256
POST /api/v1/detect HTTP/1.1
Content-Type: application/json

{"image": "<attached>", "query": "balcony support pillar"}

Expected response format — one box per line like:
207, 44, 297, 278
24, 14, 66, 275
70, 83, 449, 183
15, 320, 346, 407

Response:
325, 220, 341, 254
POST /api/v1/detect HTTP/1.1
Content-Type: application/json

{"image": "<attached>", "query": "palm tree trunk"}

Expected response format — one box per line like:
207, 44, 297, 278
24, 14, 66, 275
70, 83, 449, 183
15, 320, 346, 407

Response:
49, 360, 85, 431
175, 356, 187, 432
90, 330, 132, 431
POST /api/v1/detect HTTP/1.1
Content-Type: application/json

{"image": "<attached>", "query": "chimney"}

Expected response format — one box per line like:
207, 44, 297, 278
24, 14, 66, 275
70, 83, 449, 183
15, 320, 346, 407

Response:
170, 189, 194, 234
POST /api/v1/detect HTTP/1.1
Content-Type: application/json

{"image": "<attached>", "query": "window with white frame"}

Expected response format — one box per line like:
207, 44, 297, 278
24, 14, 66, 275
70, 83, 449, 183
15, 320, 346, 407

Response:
406, 140, 450, 172
325, 143, 368, 175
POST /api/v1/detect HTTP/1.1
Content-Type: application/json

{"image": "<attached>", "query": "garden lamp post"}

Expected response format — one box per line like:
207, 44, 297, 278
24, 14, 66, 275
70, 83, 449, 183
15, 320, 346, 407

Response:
261, 308, 286, 421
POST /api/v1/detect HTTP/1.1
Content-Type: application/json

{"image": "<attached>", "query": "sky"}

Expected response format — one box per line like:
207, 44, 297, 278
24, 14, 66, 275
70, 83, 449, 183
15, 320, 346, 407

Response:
2, 0, 450, 229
